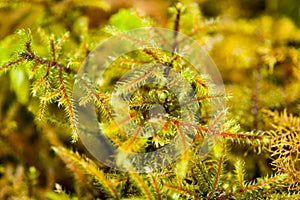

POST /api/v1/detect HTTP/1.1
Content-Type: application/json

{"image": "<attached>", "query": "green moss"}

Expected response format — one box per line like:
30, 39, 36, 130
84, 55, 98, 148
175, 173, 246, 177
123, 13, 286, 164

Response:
1, 0, 300, 199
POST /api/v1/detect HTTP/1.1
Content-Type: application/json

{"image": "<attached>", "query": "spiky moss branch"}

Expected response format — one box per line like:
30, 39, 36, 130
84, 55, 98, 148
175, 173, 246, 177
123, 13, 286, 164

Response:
148, 173, 162, 200
207, 142, 226, 199
76, 76, 113, 121
163, 184, 200, 200
1, 35, 79, 141
105, 28, 179, 67
167, 116, 267, 151
53, 146, 119, 199
58, 66, 78, 141
217, 174, 288, 199
0, 58, 25, 71
234, 159, 246, 191
127, 167, 155, 200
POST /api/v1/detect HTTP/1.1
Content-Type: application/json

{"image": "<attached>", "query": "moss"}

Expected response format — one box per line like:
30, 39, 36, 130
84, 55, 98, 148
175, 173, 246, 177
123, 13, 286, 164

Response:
1, 0, 300, 199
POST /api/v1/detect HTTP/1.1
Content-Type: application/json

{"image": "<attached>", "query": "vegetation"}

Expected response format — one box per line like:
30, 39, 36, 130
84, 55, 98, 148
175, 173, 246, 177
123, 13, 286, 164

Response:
1, 0, 300, 199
